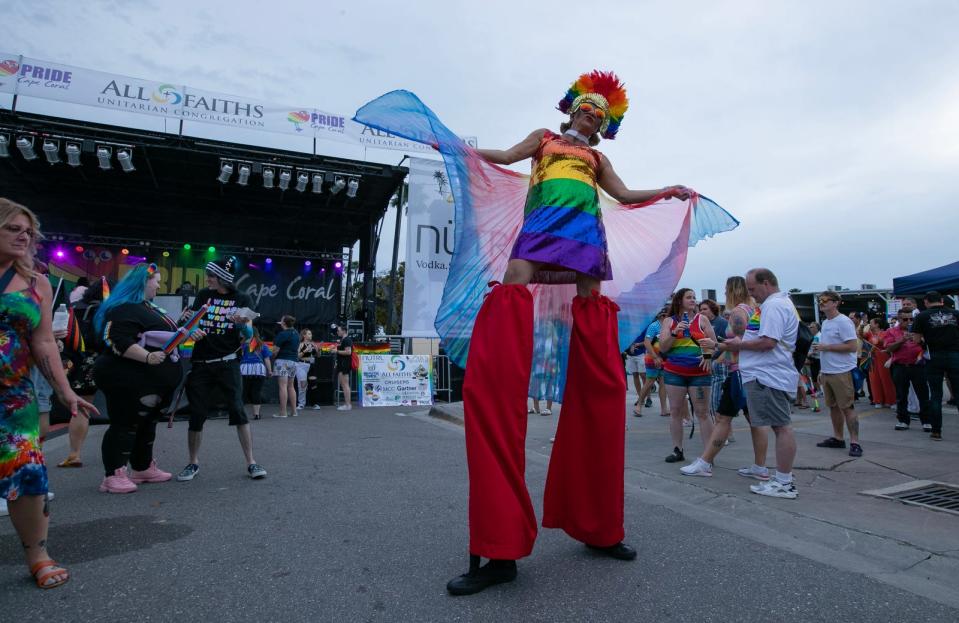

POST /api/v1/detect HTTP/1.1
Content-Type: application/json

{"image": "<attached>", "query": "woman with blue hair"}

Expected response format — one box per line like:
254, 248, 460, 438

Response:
93, 263, 192, 494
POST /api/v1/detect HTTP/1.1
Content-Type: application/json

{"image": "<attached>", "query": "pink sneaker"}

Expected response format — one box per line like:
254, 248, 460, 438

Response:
129, 460, 172, 484
99, 467, 138, 494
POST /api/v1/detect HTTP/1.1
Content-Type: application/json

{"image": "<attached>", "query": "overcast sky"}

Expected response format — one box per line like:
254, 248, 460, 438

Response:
5, 0, 958, 295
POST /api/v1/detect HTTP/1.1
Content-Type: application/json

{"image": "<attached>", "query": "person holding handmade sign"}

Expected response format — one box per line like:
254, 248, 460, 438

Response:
93, 263, 189, 494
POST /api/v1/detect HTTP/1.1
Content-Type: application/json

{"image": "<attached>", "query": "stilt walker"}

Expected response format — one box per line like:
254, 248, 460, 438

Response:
354, 70, 740, 596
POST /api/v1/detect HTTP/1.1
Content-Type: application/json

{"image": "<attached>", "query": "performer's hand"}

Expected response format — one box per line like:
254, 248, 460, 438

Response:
146, 351, 168, 366
191, 329, 207, 341
663, 185, 691, 200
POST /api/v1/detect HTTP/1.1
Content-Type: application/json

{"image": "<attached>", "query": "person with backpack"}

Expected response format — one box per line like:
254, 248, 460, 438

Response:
710, 268, 800, 499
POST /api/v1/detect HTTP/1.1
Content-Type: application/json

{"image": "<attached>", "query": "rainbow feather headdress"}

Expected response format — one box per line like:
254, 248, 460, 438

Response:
557, 70, 629, 140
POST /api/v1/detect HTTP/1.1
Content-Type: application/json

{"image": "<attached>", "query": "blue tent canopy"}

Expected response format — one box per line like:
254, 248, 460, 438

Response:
893, 261, 959, 295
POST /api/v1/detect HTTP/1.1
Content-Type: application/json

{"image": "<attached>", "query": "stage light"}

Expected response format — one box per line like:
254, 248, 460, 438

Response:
304, 260, 312, 267
0, 134, 9, 157
183, 243, 192, 250
42, 140, 60, 165
16, 137, 37, 160
208, 246, 216, 253
55, 249, 65, 259
346, 178, 359, 198
120, 248, 130, 255
295, 173, 308, 192
265, 257, 273, 265
330, 177, 346, 194
75, 245, 84, 253
65, 143, 81, 167
334, 261, 343, 269
311, 174, 323, 194
217, 162, 233, 184
320, 267, 326, 273
262, 167, 275, 189
96, 146, 112, 170
278, 169, 291, 191
117, 148, 135, 172
162, 251, 170, 258
237, 164, 251, 186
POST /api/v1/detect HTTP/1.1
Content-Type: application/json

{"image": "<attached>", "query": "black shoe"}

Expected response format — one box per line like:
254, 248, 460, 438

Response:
634, 399, 640, 406
645, 398, 653, 408
848, 442, 863, 457
446, 557, 517, 596
665, 447, 685, 463
816, 437, 846, 449
931, 432, 943, 441
587, 542, 637, 561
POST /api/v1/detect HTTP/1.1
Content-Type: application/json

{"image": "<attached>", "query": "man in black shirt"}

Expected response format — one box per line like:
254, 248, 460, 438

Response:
176, 256, 267, 480
335, 325, 353, 411
911, 291, 959, 440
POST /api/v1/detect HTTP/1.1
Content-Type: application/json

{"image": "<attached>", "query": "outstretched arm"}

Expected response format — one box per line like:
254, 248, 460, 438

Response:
475, 129, 547, 165
597, 154, 690, 204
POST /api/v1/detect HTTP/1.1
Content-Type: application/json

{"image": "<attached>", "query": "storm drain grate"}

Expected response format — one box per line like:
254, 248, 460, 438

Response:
863, 481, 959, 516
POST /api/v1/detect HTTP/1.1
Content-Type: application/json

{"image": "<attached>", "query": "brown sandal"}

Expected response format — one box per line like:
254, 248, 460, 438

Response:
30, 559, 70, 589
57, 456, 83, 468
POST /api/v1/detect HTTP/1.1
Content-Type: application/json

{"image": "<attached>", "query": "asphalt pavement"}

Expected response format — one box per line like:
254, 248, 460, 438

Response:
3, 394, 959, 622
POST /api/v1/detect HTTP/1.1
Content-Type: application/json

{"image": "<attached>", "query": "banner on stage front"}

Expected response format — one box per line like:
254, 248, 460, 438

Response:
345, 119, 477, 153
401, 157, 456, 337
358, 354, 433, 407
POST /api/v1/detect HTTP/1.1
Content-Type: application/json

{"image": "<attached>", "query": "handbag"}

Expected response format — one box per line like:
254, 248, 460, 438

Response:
139, 330, 180, 362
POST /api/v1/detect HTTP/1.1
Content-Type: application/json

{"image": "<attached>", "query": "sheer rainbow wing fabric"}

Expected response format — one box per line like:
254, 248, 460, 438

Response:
353, 91, 739, 398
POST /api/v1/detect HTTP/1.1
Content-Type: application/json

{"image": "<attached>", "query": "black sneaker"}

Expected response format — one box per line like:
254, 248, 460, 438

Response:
664, 447, 685, 463
645, 398, 653, 408
931, 432, 943, 441
247, 463, 267, 479
176, 463, 199, 482
816, 437, 846, 449
586, 542, 637, 560
848, 443, 863, 457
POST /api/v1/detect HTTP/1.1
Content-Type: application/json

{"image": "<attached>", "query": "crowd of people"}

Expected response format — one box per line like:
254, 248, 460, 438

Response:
0, 197, 363, 588
624, 278, 959, 499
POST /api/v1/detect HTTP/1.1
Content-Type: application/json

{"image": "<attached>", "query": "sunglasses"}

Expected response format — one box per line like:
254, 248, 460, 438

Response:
577, 102, 606, 120
818, 298, 837, 304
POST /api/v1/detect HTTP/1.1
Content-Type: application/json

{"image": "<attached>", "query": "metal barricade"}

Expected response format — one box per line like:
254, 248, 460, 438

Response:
432, 354, 453, 403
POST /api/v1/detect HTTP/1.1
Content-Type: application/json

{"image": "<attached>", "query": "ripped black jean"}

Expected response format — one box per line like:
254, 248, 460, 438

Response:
99, 384, 174, 477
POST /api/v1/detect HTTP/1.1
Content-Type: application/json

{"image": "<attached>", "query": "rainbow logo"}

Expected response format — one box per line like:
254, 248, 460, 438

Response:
386, 356, 407, 372
0, 59, 19, 77
287, 110, 310, 132
152, 84, 183, 105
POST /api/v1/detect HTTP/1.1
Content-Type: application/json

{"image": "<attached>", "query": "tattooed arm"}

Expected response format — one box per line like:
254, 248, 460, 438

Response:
29, 277, 99, 418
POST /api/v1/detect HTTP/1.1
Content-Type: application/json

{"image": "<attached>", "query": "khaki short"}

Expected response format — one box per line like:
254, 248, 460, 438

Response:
822, 371, 855, 409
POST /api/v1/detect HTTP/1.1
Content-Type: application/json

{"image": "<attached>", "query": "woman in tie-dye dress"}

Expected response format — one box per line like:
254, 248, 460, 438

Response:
0, 198, 98, 589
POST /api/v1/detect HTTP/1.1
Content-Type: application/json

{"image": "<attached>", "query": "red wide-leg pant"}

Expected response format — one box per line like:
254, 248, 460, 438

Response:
462, 284, 536, 560
543, 293, 627, 546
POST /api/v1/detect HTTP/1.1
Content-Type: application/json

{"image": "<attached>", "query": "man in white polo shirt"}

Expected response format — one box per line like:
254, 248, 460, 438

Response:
814, 290, 862, 457
712, 268, 800, 499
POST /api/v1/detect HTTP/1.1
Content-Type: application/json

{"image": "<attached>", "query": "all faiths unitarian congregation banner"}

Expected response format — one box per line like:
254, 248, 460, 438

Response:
0, 53, 476, 153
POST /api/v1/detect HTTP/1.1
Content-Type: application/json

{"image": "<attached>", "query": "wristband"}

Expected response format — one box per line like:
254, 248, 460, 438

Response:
702, 353, 713, 360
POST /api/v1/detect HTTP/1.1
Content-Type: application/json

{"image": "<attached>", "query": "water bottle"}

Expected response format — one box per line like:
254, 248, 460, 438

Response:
682, 312, 691, 338
52, 304, 69, 333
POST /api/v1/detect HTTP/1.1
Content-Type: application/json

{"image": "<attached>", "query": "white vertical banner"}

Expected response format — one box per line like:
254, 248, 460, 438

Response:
401, 157, 456, 337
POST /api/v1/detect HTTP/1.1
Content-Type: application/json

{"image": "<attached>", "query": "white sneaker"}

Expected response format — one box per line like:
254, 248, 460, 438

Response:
0, 498, 7, 517
737, 466, 770, 481
336, 405, 352, 411
541, 409, 552, 416
311, 404, 322, 410
272, 413, 288, 418
750, 479, 798, 499
680, 458, 713, 477
292, 410, 299, 417
46, 491, 55, 501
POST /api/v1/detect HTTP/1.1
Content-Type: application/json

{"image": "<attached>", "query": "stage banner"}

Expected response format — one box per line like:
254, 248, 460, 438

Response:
15, 56, 184, 120
346, 118, 477, 153
358, 354, 434, 407
401, 157, 456, 337
232, 259, 341, 328
0, 53, 20, 96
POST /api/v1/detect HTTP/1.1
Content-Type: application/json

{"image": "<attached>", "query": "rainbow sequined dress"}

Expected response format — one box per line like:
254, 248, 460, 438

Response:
0, 285, 48, 501
510, 131, 611, 282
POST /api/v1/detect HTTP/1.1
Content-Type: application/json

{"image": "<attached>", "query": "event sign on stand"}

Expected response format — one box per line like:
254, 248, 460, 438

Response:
358, 355, 434, 407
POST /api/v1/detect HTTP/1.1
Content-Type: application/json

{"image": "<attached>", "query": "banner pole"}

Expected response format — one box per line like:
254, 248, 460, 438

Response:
386, 165, 408, 333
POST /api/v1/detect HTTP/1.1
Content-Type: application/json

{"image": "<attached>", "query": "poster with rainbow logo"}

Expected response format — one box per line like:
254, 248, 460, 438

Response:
358, 355, 433, 407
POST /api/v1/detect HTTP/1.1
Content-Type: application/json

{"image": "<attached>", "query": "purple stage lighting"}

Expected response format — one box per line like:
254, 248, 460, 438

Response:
55, 249, 65, 259
265, 257, 273, 264
334, 261, 342, 269
304, 260, 312, 267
